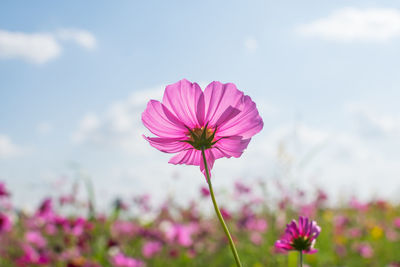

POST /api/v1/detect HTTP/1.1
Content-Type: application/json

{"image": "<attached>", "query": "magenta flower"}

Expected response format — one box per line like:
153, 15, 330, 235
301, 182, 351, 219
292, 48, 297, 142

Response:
111, 252, 144, 267
25, 231, 47, 248
142, 241, 162, 258
275, 216, 321, 254
0, 182, 10, 198
142, 79, 263, 176
0, 212, 12, 233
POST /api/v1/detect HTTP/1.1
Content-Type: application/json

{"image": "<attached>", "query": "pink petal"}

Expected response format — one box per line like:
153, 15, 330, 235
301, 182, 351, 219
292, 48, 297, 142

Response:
142, 100, 187, 138
204, 81, 244, 127
162, 79, 205, 129
200, 149, 215, 178
214, 136, 251, 158
169, 149, 201, 166
217, 95, 263, 139
143, 136, 190, 153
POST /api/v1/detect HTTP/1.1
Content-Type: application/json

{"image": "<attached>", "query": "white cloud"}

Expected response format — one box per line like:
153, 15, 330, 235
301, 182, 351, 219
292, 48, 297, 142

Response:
0, 28, 97, 64
244, 37, 258, 51
71, 86, 164, 152
296, 7, 400, 42
0, 134, 25, 159
347, 104, 400, 138
71, 113, 101, 144
0, 30, 61, 64
57, 29, 97, 50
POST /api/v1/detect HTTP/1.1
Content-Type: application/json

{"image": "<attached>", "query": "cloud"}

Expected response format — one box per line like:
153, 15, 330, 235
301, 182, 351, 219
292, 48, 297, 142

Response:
0, 28, 97, 64
347, 104, 400, 138
244, 37, 258, 52
71, 86, 164, 152
0, 30, 61, 64
57, 29, 96, 50
296, 7, 400, 42
0, 134, 25, 159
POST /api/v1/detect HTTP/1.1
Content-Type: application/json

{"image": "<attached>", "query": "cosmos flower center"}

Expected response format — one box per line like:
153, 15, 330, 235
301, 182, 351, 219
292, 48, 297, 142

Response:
185, 125, 218, 150
291, 236, 312, 251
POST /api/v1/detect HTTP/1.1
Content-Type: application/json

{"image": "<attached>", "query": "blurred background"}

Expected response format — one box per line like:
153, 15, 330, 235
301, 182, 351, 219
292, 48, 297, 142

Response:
1, 0, 400, 210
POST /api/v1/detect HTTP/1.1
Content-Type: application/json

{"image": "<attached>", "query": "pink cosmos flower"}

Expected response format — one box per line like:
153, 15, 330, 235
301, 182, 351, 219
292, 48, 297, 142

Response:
165, 223, 198, 247
275, 216, 321, 254
200, 186, 210, 197
0, 182, 10, 197
357, 242, 373, 258
111, 252, 144, 267
0, 212, 12, 233
142, 241, 162, 258
25, 231, 47, 248
16, 245, 50, 266
142, 79, 263, 176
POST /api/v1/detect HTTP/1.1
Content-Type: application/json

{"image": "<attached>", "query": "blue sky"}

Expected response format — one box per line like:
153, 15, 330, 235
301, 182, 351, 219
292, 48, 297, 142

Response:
1, 1, 400, 209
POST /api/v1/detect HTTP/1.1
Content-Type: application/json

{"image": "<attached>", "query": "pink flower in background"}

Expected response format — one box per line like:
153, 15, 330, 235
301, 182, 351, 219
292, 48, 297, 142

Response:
0, 182, 10, 198
16, 245, 50, 266
357, 243, 373, 258
275, 216, 321, 254
393, 217, 400, 229
165, 223, 197, 247
200, 186, 210, 197
234, 181, 251, 196
142, 241, 162, 258
25, 231, 47, 248
111, 252, 144, 267
0, 213, 12, 233
245, 218, 268, 232
142, 79, 263, 176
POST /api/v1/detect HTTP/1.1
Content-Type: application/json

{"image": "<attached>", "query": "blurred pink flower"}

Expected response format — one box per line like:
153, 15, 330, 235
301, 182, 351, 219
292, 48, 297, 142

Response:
348, 227, 362, 238
245, 218, 268, 232
111, 252, 144, 267
220, 207, 232, 220
234, 181, 251, 196
358, 243, 373, 258
393, 217, 400, 229
200, 186, 210, 197
250, 232, 263, 245
142, 241, 162, 258
142, 79, 263, 176
0, 212, 12, 233
349, 197, 369, 212
16, 245, 50, 266
299, 203, 317, 218
25, 231, 47, 248
0, 182, 10, 198
165, 223, 197, 247
275, 216, 321, 254
112, 221, 137, 238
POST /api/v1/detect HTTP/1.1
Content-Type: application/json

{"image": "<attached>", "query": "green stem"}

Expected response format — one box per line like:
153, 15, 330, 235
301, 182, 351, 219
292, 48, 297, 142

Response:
299, 251, 303, 267
201, 147, 242, 267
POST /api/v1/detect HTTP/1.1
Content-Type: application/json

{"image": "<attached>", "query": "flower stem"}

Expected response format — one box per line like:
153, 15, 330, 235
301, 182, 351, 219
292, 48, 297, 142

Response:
201, 147, 242, 267
299, 251, 303, 267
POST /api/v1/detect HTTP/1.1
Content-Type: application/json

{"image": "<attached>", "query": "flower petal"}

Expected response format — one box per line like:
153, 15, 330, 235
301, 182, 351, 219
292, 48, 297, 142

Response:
162, 79, 205, 129
168, 149, 201, 166
217, 95, 263, 139
214, 136, 251, 158
204, 81, 244, 127
142, 100, 187, 138
200, 149, 215, 178
143, 136, 190, 153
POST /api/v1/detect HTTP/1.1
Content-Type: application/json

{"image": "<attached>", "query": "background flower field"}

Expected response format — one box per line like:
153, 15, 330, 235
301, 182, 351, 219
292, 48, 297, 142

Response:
1, 180, 400, 267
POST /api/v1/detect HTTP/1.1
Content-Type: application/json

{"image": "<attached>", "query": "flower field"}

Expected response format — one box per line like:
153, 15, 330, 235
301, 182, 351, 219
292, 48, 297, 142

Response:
1, 180, 400, 267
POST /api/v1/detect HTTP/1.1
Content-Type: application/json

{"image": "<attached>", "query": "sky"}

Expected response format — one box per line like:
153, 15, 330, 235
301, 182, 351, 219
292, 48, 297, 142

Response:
1, 1, 400, 210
